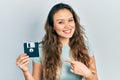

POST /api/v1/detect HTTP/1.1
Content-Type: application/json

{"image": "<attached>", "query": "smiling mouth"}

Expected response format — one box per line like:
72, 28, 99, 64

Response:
63, 29, 71, 34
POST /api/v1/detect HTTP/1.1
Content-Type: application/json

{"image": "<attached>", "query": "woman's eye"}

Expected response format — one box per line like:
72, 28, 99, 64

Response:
69, 19, 74, 22
58, 22, 63, 24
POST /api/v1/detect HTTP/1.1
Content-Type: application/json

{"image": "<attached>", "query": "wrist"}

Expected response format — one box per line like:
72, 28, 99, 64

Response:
84, 71, 92, 78
21, 68, 29, 73
22, 70, 30, 74
22, 70, 34, 80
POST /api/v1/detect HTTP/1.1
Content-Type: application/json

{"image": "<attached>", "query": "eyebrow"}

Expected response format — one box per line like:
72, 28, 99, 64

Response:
56, 17, 74, 21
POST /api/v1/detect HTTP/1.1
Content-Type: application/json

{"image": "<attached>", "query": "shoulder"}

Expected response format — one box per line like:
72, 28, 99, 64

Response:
38, 42, 43, 50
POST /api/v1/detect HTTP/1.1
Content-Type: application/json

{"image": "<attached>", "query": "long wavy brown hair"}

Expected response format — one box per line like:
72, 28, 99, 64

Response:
41, 3, 90, 80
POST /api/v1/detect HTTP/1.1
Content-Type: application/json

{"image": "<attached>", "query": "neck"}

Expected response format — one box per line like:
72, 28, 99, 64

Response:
59, 38, 69, 46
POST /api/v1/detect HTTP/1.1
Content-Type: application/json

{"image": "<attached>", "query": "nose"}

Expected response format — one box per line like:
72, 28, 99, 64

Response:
64, 21, 70, 29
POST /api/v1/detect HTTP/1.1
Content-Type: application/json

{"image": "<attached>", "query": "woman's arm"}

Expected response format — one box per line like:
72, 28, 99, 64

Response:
32, 61, 42, 80
22, 62, 42, 80
84, 56, 98, 80
23, 71, 34, 80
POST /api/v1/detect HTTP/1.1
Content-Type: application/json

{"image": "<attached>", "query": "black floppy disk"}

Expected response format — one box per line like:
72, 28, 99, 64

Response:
24, 42, 39, 57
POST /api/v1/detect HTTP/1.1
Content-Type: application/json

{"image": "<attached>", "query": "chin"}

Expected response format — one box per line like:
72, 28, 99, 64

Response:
64, 35, 73, 38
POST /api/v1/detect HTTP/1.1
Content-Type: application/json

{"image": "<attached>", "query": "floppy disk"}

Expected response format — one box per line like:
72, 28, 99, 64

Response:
24, 42, 39, 57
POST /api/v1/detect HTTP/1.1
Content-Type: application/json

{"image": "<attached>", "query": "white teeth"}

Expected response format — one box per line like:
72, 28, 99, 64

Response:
64, 30, 70, 33
63, 30, 71, 34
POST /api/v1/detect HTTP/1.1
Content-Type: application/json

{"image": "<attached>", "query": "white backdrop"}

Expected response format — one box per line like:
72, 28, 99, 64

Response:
0, 0, 120, 80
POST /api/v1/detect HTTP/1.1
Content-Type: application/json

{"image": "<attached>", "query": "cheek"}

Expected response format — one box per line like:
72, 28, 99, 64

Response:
54, 24, 64, 31
72, 24, 76, 31
69, 21, 76, 29
70, 22, 75, 27
54, 28, 63, 34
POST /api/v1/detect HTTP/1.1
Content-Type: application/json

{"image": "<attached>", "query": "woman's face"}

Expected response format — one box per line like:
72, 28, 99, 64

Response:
53, 9, 75, 40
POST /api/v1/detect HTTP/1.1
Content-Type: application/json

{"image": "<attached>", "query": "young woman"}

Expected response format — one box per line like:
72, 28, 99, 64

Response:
16, 3, 98, 80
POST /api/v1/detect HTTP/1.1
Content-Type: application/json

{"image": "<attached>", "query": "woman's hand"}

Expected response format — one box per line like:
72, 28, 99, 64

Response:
16, 54, 30, 72
65, 60, 92, 77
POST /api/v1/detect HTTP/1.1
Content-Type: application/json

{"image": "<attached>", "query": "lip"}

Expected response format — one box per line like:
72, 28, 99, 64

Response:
63, 29, 72, 34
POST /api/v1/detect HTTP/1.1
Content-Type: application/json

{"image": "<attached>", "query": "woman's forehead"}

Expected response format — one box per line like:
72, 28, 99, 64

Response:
53, 9, 73, 20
